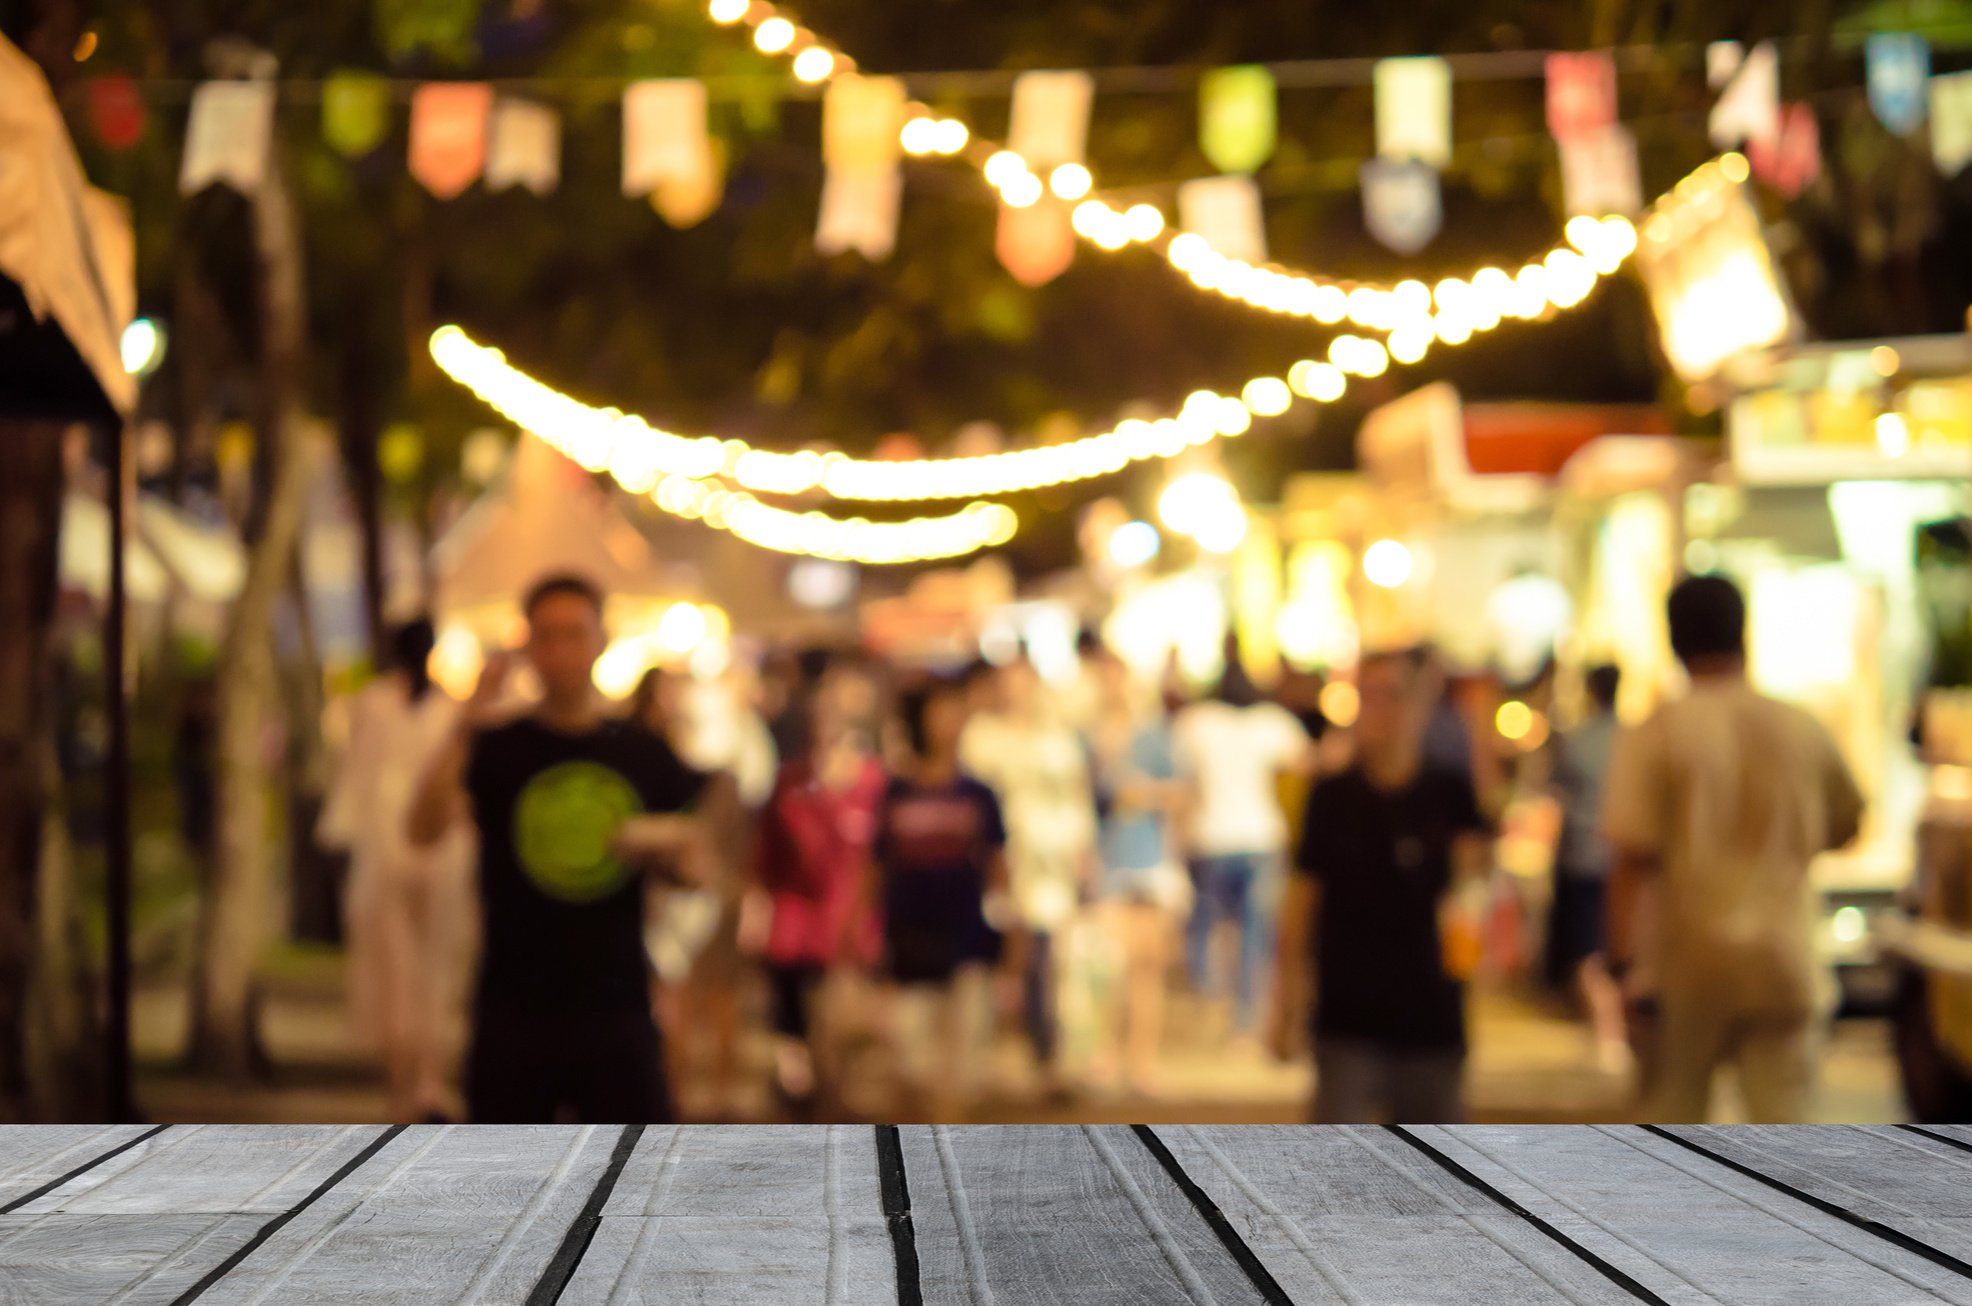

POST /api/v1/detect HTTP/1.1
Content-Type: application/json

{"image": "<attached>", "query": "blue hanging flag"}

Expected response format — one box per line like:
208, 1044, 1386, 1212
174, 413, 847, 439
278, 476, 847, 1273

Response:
1867, 33, 1930, 136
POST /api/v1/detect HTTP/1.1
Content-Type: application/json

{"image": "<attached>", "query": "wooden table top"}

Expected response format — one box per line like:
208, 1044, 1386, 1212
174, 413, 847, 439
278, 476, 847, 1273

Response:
3, 1123, 1971, 1303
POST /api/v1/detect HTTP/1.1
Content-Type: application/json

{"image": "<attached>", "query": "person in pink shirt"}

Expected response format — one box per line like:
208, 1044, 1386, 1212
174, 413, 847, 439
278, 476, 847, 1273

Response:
746, 688, 887, 1114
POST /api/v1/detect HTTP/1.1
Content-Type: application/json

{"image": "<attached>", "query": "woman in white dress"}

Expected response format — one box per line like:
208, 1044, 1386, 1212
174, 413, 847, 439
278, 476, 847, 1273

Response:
319, 619, 475, 1122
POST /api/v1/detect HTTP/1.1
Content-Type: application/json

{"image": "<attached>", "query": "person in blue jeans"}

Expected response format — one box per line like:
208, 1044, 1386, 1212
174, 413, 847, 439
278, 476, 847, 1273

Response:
1173, 655, 1314, 1040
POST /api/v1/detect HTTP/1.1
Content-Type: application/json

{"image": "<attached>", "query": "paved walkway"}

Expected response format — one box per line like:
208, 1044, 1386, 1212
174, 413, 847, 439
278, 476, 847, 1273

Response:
3, 1124, 1970, 1302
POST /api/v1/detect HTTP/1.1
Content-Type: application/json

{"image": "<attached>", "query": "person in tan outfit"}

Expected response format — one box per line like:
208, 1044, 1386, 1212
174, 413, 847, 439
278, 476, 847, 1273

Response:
1603, 575, 1864, 1123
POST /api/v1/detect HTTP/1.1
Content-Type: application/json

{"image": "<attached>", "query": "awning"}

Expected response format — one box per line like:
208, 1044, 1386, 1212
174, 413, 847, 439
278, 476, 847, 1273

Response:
0, 33, 134, 421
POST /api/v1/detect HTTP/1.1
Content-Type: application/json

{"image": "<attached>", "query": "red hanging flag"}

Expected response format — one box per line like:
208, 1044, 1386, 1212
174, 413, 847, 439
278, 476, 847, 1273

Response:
996, 198, 1076, 287
1749, 102, 1820, 199
88, 74, 145, 151
1544, 52, 1617, 142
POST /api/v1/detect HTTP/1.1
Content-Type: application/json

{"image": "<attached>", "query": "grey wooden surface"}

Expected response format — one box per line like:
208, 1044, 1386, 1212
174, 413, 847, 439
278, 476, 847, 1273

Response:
5, 1124, 1972, 1303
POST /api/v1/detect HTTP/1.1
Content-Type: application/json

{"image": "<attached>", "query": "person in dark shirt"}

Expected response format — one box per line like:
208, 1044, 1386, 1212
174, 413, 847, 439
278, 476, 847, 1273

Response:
1270, 650, 1492, 1123
409, 573, 710, 1124
875, 678, 1007, 1119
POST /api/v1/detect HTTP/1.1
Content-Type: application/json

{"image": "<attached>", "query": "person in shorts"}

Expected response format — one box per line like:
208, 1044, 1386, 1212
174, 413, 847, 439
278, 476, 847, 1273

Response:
875, 679, 1007, 1119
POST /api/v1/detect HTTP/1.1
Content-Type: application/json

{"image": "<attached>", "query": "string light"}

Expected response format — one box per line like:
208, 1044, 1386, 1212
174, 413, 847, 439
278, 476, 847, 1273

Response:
431, 326, 1331, 506
792, 46, 835, 83
707, 0, 749, 23
753, 16, 795, 52
1049, 163, 1094, 200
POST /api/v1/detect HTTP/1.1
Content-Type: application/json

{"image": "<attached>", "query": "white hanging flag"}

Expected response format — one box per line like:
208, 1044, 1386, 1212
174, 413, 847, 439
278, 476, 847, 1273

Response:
1932, 70, 1972, 176
180, 80, 275, 196
1709, 40, 1779, 152
818, 76, 906, 260
1559, 124, 1642, 217
486, 98, 559, 194
1008, 70, 1094, 168
1708, 41, 1744, 89
817, 167, 904, 260
1179, 175, 1267, 265
624, 79, 709, 195
1374, 57, 1452, 168
1360, 159, 1441, 255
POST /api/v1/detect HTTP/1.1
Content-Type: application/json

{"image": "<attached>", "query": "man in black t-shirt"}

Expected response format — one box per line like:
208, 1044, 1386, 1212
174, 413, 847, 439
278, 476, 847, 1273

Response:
409, 574, 708, 1124
1269, 650, 1491, 1123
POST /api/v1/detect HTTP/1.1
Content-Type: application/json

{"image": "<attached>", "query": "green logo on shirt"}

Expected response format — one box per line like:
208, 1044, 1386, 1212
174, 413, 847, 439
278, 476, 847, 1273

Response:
512, 761, 642, 902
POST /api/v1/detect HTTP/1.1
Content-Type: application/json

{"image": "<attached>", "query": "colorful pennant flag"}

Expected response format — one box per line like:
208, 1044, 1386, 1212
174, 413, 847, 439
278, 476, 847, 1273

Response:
87, 74, 145, 151
819, 76, 907, 260
180, 80, 276, 196
408, 82, 492, 199
996, 199, 1076, 287
1200, 65, 1277, 175
623, 79, 724, 226
1749, 102, 1820, 199
1932, 70, 1972, 176
1867, 33, 1930, 136
1374, 57, 1452, 168
1709, 41, 1778, 153
1558, 124, 1641, 217
486, 98, 559, 193
322, 71, 390, 159
1008, 70, 1094, 169
1361, 158, 1442, 254
1545, 52, 1617, 142
1179, 175, 1268, 265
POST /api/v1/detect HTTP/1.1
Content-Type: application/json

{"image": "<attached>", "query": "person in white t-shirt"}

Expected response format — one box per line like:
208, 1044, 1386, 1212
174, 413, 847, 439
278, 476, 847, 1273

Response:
959, 658, 1099, 1087
1603, 574, 1864, 1123
1173, 657, 1314, 1039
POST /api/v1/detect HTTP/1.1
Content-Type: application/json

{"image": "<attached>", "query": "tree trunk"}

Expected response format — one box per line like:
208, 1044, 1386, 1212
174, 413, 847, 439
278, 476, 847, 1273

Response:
283, 545, 338, 944
190, 144, 311, 1081
0, 420, 67, 1122
339, 318, 389, 667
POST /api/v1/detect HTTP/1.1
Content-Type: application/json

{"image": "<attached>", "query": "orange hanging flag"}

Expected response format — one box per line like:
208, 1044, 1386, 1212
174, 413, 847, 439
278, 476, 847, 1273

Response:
996, 197, 1075, 287
409, 82, 492, 200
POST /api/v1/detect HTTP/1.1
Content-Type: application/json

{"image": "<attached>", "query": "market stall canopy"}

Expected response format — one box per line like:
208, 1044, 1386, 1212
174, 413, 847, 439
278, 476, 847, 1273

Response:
0, 33, 133, 421
1359, 382, 1673, 514
58, 493, 249, 605
432, 430, 669, 617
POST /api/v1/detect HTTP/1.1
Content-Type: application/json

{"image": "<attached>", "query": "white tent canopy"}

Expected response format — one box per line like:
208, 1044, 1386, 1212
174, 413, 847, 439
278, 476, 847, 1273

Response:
431, 431, 671, 617
60, 493, 248, 606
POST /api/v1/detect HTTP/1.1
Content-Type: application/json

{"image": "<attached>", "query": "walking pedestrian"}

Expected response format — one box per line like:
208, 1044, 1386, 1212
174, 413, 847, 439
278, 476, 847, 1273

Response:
1085, 648, 1188, 1095
408, 574, 711, 1124
319, 618, 474, 1123
1270, 650, 1493, 1123
876, 679, 1007, 1119
1603, 574, 1864, 1123
747, 686, 886, 1114
1174, 652, 1313, 1043
1545, 663, 1629, 1073
960, 657, 1098, 1093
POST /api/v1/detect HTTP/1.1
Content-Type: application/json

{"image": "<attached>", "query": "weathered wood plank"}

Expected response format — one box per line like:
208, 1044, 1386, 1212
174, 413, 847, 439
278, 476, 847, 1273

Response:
1152, 1124, 1642, 1305
561, 1124, 896, 1305
0, 1211, 265, 1306
1427, 1125, 1972, 1305
0, 1126, 156, 1208
190, 1124, 620, 1306
11, 1125, 378, 1215
1664, 1125, 1972, 1260
899, 1124, 1272, 1305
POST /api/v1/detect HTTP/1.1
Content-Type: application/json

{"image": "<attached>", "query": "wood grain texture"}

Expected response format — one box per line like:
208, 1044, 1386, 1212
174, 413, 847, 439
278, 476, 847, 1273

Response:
899, 1124, 1273, 1306
10, 1126, 378, 1215
1426, 1125, 1972, 1305
1150, 1124, 1639, 1305
0, 1126, 155, 1208
562, 1124, 896, 1305
190, 1124, 622, 1306
0, 1212, 265, 1305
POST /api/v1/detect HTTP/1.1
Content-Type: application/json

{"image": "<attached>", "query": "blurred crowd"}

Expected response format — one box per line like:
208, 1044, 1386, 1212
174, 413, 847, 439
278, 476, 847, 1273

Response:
317, 568, 1861, 1127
